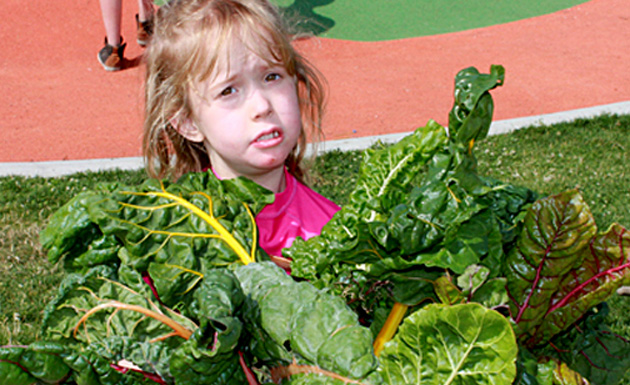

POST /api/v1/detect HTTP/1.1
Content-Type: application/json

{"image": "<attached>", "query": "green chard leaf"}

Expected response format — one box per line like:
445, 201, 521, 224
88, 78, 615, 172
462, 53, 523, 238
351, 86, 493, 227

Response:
544, 303, 630, 385
169, 324, 246, 385
87, 172, 273, 306
448, 64, 505, 144
287, 66, 525, 308
39, 185, 121, 272
74, 336, 173, 384
235, 262, 379, 383
349, 120, 449, 219
506, 189, 630, 348
378, 303, 517, 385
0, 342, 71, 385
42, 265, 196, 350
170, 268, 246, 384
287, 122, 450, 281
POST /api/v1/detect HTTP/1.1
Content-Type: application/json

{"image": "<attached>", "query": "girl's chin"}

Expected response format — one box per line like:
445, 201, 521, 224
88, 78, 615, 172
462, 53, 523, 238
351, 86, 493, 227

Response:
249, 148, 293, 168
227, 158, 287, 178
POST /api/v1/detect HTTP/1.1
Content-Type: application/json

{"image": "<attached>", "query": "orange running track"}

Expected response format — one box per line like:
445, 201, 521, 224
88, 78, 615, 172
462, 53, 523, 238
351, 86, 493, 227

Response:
1, 0, 629, 165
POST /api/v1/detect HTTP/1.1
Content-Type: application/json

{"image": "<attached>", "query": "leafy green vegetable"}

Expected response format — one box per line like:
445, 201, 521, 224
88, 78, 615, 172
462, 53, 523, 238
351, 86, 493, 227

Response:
505, 189, 630, 348
378, 303, 517, 385
40, 172, 275, 308
3, 64, 629, 384
0, 342, 70, 385
284, 64, 629, 384
42, 265, 195, 345
236, 262, 379, 383
286, 65, 528, 306
546, 303, 630, 385
449, 65, 505, 144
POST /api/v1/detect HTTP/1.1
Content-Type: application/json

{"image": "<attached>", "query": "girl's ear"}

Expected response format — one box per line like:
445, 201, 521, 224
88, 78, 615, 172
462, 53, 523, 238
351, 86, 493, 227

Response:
170, 117, 205, 143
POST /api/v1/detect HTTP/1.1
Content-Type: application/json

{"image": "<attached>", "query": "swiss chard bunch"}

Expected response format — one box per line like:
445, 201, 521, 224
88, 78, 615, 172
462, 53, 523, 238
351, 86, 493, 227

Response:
2, 173, 383, 384
285, 65, 630, 384
2, 65, 629, 385
38, 171, 282, 311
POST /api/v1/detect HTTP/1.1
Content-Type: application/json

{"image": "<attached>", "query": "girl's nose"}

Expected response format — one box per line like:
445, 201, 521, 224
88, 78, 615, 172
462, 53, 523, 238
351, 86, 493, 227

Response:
250, 88, 273, 120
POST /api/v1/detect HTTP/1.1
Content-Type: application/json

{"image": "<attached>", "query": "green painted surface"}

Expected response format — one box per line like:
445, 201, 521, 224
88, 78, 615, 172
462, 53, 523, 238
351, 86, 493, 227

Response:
271, 0, 591, 41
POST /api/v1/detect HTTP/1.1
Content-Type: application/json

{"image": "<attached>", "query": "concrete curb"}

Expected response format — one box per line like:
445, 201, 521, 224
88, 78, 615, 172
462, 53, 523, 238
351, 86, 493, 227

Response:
1, 101, 628, 178
318, 101, 630, 153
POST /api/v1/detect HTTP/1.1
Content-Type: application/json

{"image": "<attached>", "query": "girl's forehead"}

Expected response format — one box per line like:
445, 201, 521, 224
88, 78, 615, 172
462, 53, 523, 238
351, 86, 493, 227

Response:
205, 35, 283, 80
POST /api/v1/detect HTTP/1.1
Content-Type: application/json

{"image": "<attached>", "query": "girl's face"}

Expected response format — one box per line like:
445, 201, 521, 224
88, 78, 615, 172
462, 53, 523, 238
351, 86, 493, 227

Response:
182, 39, 301, 192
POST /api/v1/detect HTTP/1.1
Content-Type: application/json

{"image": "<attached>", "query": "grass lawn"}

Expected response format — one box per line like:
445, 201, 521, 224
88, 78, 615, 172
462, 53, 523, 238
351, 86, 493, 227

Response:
1, 113, 629, 365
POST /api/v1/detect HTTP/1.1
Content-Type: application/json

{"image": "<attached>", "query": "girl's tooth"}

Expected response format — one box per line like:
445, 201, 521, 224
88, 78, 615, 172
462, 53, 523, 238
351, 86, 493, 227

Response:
257, 131, 279, 142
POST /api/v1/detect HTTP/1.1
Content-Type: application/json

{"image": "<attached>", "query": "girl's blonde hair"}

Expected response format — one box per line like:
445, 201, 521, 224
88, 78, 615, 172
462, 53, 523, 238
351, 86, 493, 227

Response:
142, 0, 326, 181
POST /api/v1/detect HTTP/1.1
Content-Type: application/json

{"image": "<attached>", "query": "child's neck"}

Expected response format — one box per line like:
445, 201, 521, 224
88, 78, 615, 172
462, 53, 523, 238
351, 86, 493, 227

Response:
251, 168, 286, 194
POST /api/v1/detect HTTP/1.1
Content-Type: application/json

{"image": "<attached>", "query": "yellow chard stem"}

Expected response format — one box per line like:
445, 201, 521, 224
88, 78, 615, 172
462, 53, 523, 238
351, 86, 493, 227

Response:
373, 302, 408, 357
146, 190, 254, 265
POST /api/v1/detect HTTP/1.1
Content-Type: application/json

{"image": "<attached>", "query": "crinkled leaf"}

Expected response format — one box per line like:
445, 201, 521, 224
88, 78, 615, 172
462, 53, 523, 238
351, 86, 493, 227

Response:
475, 177, 538, 248
170, 323, 245, 385
0, 337, 173, 385
260, 283, 317, 346
42, 265, 196, 346
349, 121, 449, 219
288, 68, 513, 310
534, 223, 630, 344
189, 267, 245, 323
505, 189, 598, 345
40, 266, 248, 384
546, 303, 630, 385
235, 262, 378, 381
0, 342, 70, 385
287, 122, 449, 281
39, 186, 120, 271
378, 303, 517, 385
88, 172, 273, 305
78, 336, 173, 384
39, 171, 274, 309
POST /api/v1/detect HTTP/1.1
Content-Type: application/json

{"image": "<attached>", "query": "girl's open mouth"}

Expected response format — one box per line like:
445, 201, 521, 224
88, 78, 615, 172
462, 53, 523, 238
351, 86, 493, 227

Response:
253, 129, 284, 148
256, 130, 280, 142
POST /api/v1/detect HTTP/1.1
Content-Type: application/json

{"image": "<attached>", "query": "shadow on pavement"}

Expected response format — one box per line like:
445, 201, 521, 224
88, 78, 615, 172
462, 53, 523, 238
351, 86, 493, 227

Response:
279, 0, 336, 36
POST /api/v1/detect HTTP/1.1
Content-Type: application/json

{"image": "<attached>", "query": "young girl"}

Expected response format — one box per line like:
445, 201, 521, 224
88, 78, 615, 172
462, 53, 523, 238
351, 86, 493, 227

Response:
142, 0, 340, 264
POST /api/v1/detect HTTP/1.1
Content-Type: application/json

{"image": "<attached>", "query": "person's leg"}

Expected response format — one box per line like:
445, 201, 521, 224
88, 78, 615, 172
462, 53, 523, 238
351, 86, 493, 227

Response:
136, 0, 155, 46
99, 0, 123, 46
98, 0, 126, 71
137, 0, 154, 22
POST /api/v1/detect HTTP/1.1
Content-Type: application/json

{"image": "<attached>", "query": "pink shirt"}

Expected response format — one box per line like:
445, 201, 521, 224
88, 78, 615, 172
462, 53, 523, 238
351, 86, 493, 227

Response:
255, 169, 340, 257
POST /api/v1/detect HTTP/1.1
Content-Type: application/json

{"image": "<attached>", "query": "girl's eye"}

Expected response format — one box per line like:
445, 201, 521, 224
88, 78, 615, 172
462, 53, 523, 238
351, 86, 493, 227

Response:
265, 73, 281, 82
219, 86, 236, 97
